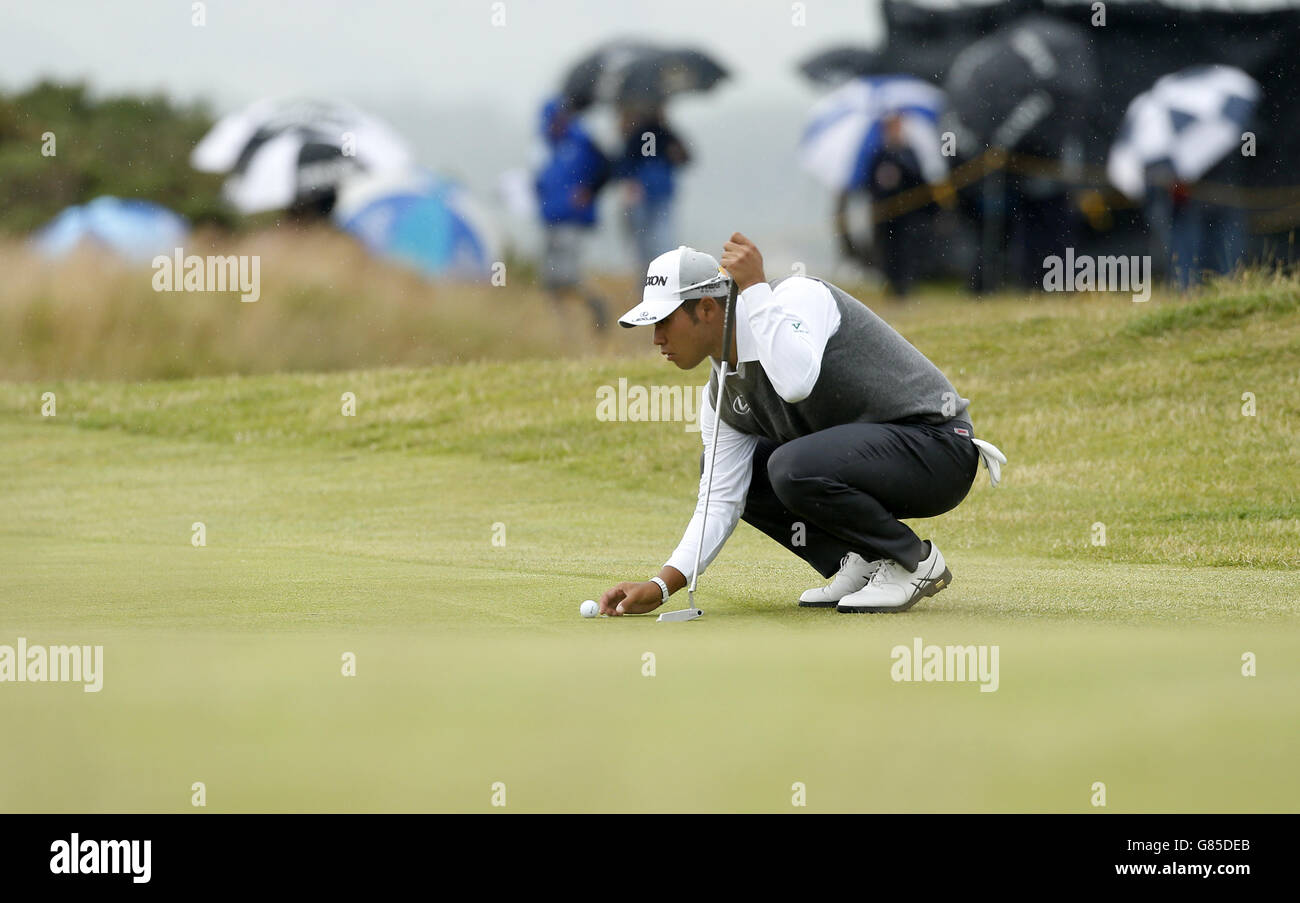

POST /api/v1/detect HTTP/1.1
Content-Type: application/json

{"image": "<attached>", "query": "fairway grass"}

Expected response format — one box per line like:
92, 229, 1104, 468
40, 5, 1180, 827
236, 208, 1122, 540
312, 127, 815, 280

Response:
1, 275, 1298, 812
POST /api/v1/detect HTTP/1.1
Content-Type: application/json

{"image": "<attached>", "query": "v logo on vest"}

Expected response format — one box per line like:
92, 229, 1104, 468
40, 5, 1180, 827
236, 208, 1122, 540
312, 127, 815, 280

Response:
732, 394, 751, 415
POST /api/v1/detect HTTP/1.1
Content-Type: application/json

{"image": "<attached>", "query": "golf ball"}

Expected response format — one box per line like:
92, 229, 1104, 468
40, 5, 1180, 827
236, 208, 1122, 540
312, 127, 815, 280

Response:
580, 600, 598, 618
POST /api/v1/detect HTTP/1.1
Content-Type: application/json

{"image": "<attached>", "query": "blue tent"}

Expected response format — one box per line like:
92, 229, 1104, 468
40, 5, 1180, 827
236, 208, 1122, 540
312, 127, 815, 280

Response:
33, 196, 189, 262
332, 170, 499, 279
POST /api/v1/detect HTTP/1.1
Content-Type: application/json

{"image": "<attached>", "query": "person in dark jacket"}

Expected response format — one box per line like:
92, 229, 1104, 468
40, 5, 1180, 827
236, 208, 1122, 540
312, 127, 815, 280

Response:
1143, 156, 1248, 290
615, 106, 691, 270
868, 114, 930, 298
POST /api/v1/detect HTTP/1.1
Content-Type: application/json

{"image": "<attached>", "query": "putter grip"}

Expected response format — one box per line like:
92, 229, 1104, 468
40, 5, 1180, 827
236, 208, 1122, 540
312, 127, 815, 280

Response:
720, 279, 738, 364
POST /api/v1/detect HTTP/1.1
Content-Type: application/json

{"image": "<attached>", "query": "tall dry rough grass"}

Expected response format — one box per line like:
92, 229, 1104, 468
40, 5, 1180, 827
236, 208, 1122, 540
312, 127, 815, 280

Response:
0, 228, 647, 380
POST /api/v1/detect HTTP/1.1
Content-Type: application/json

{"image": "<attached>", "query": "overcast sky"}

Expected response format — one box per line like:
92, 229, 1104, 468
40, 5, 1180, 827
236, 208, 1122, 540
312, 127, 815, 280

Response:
1, 1, 881, 112
3, 1, 893, 272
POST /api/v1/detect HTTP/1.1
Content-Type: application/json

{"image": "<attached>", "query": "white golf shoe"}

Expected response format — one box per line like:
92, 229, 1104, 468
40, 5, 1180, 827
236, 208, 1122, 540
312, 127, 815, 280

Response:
836, 541, 952, 613
798, 552, 884, 607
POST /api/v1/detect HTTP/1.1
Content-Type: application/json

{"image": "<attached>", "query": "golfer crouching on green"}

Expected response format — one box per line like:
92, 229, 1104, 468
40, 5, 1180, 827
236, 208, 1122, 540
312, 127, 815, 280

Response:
598, 233, 1005, 617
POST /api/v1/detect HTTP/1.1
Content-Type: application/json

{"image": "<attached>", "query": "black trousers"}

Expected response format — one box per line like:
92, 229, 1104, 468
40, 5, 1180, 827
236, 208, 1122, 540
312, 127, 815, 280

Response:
729, 419, 980, 577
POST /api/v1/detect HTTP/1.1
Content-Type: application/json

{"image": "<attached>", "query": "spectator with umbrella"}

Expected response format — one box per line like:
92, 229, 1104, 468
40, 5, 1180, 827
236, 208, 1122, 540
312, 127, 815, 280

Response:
558, 42, 727, 270
798, 74, 947, 296
534, 97, 613, 330
1107, 65, 1260, 289
943, 16, 1096, 293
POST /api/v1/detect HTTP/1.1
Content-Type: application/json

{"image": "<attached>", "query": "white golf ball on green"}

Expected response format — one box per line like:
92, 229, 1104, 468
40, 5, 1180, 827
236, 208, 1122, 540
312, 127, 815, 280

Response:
580, 600, 598, 618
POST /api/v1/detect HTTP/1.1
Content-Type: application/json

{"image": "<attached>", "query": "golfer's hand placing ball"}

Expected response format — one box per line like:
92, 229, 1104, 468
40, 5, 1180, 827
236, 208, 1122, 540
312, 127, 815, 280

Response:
721, 232, 765, 292
598, 581, 663, 616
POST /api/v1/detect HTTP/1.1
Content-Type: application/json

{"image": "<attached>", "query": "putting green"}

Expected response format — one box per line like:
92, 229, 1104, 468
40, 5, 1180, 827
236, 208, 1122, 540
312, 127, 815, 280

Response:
2, 280, 1297, 811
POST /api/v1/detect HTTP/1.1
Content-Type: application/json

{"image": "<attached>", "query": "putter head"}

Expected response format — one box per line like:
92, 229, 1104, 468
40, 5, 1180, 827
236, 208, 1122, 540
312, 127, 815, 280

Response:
657, 607, 703, 622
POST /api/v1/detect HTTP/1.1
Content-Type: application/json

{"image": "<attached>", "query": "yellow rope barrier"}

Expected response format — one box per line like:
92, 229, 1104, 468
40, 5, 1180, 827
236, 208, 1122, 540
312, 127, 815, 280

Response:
861, 147, 1300, 233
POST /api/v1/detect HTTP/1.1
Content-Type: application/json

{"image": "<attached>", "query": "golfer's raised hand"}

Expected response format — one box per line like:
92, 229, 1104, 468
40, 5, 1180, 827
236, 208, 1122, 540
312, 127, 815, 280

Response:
598, 581, 663, 616
721, 232, 765, 292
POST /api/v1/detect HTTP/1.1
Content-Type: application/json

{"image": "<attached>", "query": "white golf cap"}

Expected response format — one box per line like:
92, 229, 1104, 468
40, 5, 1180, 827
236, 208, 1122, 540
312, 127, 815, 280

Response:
618, 245, 732, 328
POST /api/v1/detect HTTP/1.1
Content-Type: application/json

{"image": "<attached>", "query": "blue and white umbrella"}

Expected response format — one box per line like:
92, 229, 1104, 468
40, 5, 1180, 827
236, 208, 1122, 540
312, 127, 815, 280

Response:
333, 169, 500, 280
1107, 65, 1261, 201
799, 76, 947, 193
32, 196, 189, 262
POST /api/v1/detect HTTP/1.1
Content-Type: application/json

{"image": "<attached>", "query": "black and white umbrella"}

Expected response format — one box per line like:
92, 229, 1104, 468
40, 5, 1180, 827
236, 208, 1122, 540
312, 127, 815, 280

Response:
191, 98, 413, 214
943, 15, 1097, 157
1107, 65, 1261, 201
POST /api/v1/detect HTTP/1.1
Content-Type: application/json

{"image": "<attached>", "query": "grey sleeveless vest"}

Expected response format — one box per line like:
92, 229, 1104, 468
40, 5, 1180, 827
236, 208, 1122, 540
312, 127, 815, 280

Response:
708, 276, 972, 443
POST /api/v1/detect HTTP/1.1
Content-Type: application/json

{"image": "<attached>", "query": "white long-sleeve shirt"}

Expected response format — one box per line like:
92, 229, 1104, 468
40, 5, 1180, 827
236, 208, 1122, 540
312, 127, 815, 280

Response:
664, 276, 841, 582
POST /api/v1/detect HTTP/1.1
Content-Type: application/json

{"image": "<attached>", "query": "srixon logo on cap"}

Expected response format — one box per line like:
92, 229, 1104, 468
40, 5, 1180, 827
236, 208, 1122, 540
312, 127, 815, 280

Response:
645, 275, 668, 287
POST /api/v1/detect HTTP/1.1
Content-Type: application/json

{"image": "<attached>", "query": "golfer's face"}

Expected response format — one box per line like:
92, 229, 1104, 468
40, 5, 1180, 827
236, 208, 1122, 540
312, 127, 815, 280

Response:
653, 304, 706, 370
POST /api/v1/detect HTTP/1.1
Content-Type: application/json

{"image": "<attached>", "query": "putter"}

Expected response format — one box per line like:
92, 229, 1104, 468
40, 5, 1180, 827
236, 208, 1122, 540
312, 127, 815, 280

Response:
658, 276, 738, 623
